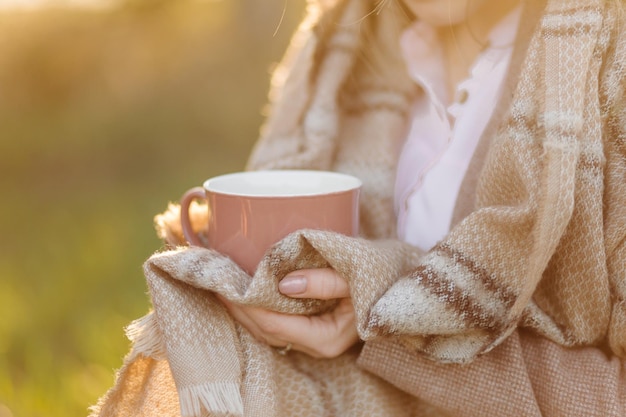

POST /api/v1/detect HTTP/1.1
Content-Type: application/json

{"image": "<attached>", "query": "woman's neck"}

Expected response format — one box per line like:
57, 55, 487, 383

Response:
439, 0, 521, 98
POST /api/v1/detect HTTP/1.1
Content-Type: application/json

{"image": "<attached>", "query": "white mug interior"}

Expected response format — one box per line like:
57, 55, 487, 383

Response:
203, 170, 362, 197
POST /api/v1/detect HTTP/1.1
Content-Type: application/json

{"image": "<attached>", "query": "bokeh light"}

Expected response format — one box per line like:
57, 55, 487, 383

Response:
0, 0, 305, 415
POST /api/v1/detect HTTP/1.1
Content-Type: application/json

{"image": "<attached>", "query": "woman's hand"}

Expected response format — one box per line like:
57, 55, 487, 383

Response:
218, 268, 359, 358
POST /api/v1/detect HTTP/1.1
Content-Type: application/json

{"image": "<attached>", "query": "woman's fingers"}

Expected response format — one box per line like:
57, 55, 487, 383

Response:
218, 295, 289, 346
278, 268, 350, 299
218, 295, 359, 358
219, 267, 358, 357
255, 298, 358, 358
295, 298, 359, 358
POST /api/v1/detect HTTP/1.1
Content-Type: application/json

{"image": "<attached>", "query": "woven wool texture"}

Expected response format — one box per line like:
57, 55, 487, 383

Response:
91, 0, 626, 415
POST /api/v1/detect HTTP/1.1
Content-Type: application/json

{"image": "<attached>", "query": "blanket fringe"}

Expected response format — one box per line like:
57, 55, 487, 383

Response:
125, 312, 166, 360
179, 382, 244, 417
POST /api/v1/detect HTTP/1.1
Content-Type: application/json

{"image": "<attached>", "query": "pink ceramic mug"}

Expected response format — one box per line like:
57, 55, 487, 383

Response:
180, 170, 361, 275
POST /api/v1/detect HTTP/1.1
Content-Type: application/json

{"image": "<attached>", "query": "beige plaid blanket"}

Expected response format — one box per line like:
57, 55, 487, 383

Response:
91, 0, 626, 415
93, 204, 434, 416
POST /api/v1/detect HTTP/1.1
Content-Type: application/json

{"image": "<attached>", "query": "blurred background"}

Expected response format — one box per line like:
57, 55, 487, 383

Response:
0, 0, 305, 415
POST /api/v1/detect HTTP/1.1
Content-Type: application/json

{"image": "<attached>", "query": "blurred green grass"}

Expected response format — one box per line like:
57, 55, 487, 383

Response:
0, 1, 304, 415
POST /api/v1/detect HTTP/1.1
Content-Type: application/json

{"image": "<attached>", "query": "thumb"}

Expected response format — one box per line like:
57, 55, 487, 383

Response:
279, 268, 350, 299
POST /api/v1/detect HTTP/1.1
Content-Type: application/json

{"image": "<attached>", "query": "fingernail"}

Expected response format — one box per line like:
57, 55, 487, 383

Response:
279, 275, 307, 295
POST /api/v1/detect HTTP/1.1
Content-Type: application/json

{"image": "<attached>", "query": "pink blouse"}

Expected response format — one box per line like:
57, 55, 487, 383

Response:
394, 8, 521, 251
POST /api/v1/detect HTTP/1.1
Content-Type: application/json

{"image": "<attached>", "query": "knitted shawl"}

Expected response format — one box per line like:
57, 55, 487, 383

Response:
91, 0, 626, 415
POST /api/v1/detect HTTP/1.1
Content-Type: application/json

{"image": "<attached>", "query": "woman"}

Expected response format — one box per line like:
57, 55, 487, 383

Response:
92, 0, 626, 415
223, 0, 626, 413
223, 0, 525, 358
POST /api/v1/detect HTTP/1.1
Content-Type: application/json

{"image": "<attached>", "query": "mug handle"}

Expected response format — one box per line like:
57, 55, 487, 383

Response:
180, 186, 206, 247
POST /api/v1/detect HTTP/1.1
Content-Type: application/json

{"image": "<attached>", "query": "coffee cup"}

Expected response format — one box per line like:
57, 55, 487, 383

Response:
179, 170, 361, 275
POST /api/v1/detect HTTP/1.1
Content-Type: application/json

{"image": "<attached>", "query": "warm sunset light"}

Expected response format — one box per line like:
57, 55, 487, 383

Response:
0, 0, 220, 10
0, 0, 117, 9
0, 0, 305, 416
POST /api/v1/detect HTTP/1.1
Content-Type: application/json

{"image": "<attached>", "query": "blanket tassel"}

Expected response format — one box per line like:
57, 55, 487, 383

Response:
125, 312, 166, 360
179, 382, 244, 417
